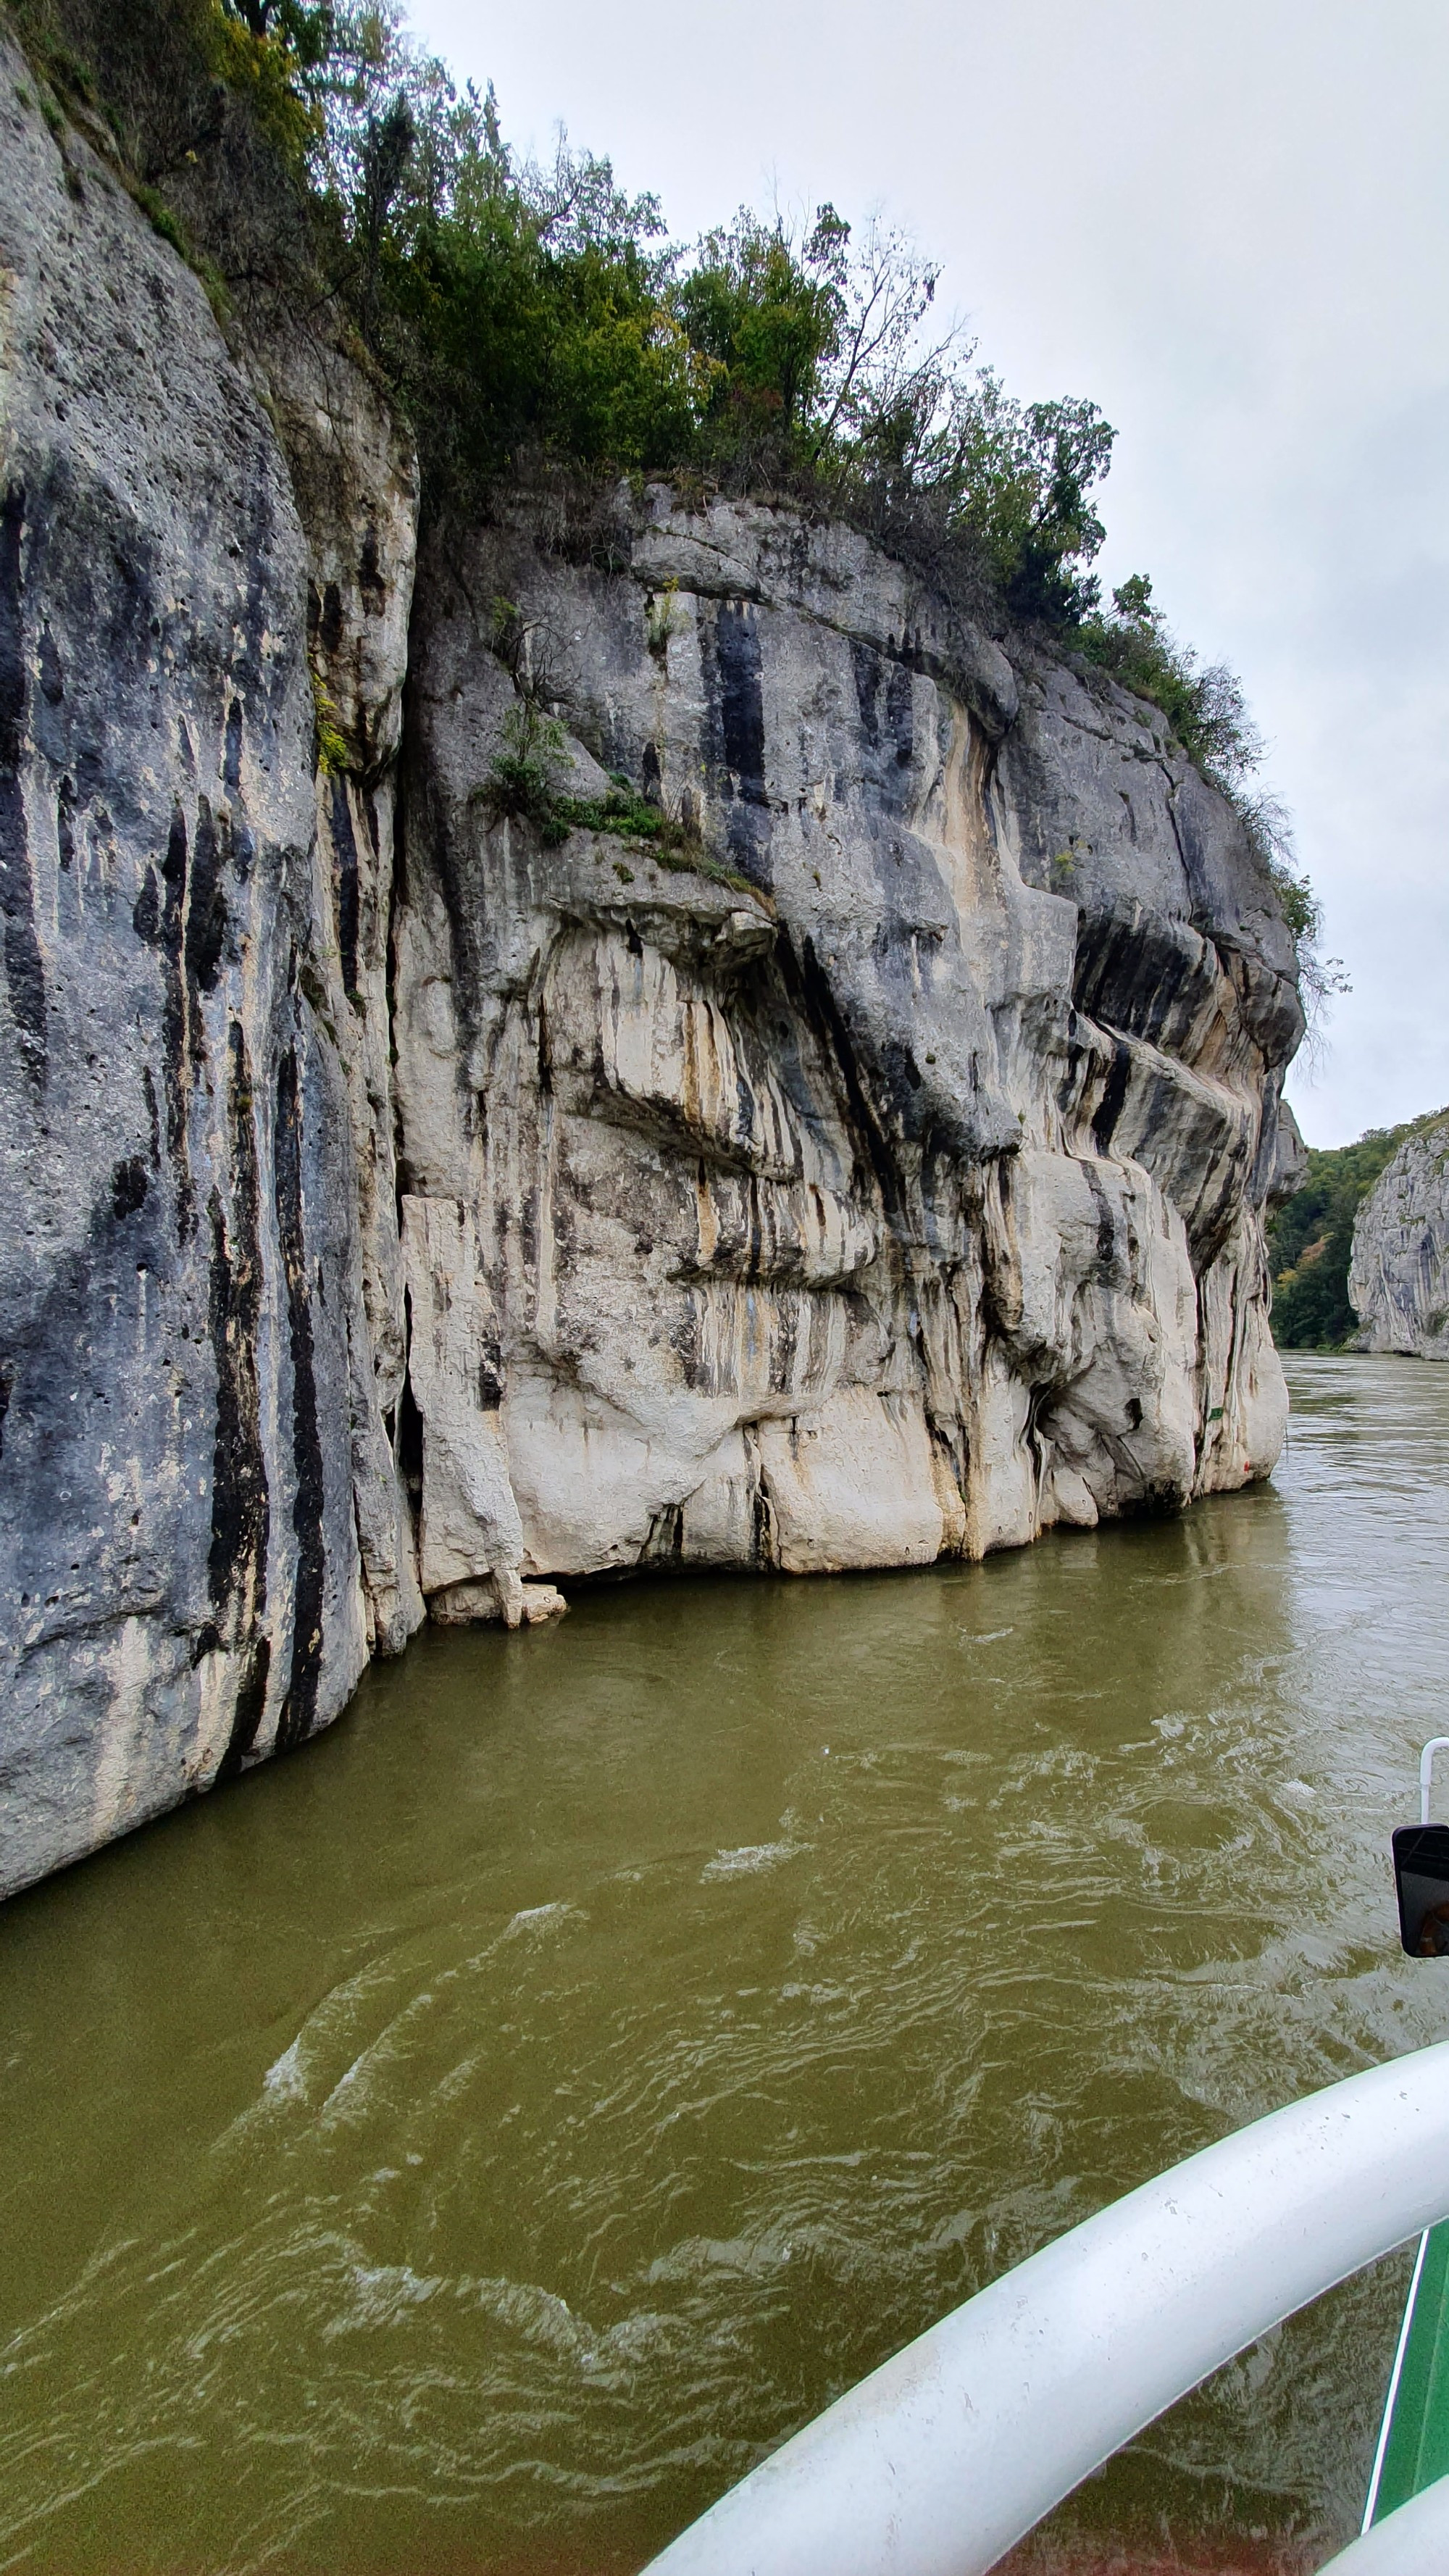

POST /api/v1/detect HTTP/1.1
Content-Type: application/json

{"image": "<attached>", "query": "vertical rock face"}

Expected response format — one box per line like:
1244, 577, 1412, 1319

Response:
260, 323, 423, 1655
393, 499, 1303, 1596
0, 51, 414, 1894
1350, 1120, 1449, 1356
0, 49, 1305, 1897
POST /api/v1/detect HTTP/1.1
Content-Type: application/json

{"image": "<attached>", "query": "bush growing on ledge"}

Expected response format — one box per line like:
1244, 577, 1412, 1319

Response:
476, 712, 755, 890
477, 703, 571, 835
1072, 576, 1346, 1019
1074, 575, 1262, 791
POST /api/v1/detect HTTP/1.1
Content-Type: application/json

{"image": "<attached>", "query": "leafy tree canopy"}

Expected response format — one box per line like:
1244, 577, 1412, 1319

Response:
7, 0, 1121, 619
6, 0, 1341, 1015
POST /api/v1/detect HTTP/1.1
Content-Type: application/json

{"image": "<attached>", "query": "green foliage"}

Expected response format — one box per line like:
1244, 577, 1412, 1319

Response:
477, 711, 756, 891
477, 701, 569, 831
548, 784, 694, 859
1268, 1112, 1448, 1350
645, 578, 680, 659
7, 0, 1120, 619
912, 375, 1114, 622
1074, 575, 1263, 793
663, 207, 1114, 618
1268, 865, 1319, 948
4, 0, 326, 317
674, 205, 843, 475
209, 3, 323, 164
1072, 578, 1348, 1023
7, 0, 1324, 986
130, 178, 191, 257
309, 662, 348, 773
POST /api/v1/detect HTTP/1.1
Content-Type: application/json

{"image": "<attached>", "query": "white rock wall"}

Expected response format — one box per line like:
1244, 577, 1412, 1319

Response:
0, 51, 415, 1894
1350, 1119, 1449, 1356
389, 493, 1303, 1606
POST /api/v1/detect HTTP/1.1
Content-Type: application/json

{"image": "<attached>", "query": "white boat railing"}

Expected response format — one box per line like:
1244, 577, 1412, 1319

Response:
1319, 2471, 1449, 2570
642, 2042, 1449, 2576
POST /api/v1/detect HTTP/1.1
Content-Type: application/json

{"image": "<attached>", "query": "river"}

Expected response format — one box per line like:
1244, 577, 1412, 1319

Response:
4, 1355, 1449, 2576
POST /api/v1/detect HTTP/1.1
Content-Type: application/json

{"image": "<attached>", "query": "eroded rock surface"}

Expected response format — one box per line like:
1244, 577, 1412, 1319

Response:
1350, 1120, 1449, 1356
391, 496, 1303, 1598
0, 46, 1304, 1896
0, 51, 412, 1892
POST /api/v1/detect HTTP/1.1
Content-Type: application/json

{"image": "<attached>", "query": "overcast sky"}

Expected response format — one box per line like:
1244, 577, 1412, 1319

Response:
409, 0, 1449, 1148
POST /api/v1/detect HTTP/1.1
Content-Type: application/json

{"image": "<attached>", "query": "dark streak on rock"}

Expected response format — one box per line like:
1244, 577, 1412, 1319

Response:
850, 641, 915, 806
330, 772, 360, 998
204, 1022, 272, 1781
142, 1064, 161, 1169
700, 599, 772, 886
184, 797, 227, 1004
0, 483, 47, 1091
38, 626, 64, 705
155, 801, 193, 1229
850, 637, 880, 744
1091, 1041, 1132, 1156
1082, 1157, 1120, 1278
793, 933, 903, 1224
397, 1308, 424, 1538
887, 660, 914, 770
477, 1331, 503, 1410
111, 1156, 149, 1219
359, 526, 385, 605
716, 601, 766, 796
56, 775, 75, 871
274, 1041, 326, 1751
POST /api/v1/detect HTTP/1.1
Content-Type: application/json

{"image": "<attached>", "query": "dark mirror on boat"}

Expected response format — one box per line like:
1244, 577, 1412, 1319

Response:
1392, 1823, 1449, 1956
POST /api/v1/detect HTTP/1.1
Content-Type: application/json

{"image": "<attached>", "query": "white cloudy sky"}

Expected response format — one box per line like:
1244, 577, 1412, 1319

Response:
409, 0, 1449, 1147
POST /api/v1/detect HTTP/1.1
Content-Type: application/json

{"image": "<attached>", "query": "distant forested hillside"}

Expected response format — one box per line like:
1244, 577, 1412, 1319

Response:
1269, 1110, 1449, 1349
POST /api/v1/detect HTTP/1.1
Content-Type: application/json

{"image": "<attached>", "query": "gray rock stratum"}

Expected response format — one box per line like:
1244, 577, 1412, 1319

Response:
0, 48, 1305, 1896
1350, 1119, 1449, 1356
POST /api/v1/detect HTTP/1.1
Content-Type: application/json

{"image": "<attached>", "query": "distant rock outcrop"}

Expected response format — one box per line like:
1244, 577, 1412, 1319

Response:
1350, 1119, 1449, 1356
0, 41, 1306, 1898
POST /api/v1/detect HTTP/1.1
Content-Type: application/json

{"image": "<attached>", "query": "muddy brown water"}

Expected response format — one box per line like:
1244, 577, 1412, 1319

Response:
4, 1354, 1449, 2576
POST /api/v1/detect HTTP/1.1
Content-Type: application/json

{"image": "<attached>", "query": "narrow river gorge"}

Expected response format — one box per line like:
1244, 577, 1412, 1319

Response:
4, 1355, 1447, 2576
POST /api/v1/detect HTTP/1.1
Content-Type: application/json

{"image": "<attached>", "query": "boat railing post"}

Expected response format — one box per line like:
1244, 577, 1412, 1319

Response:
1419, 1739, 1449, 1825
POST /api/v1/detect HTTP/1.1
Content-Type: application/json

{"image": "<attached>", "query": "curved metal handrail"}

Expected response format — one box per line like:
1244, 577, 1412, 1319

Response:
643, 2043, 1449, 2576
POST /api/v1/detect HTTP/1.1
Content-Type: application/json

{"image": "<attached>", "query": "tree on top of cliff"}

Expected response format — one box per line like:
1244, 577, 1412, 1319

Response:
5, 0, 1332, 1005
301, 25, 1119, 628
4, 0, 1119, 625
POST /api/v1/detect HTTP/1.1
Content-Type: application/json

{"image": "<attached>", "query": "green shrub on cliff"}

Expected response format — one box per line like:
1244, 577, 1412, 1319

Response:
5, 0, 1340, 1009
1074, 575, 1262, 791
1070, 575, 1345, 1010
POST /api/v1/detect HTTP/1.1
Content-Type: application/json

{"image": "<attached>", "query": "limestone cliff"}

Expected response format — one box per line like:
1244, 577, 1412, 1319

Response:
1349, 1119, 1449, 1356
0, 49, 1305, 1898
